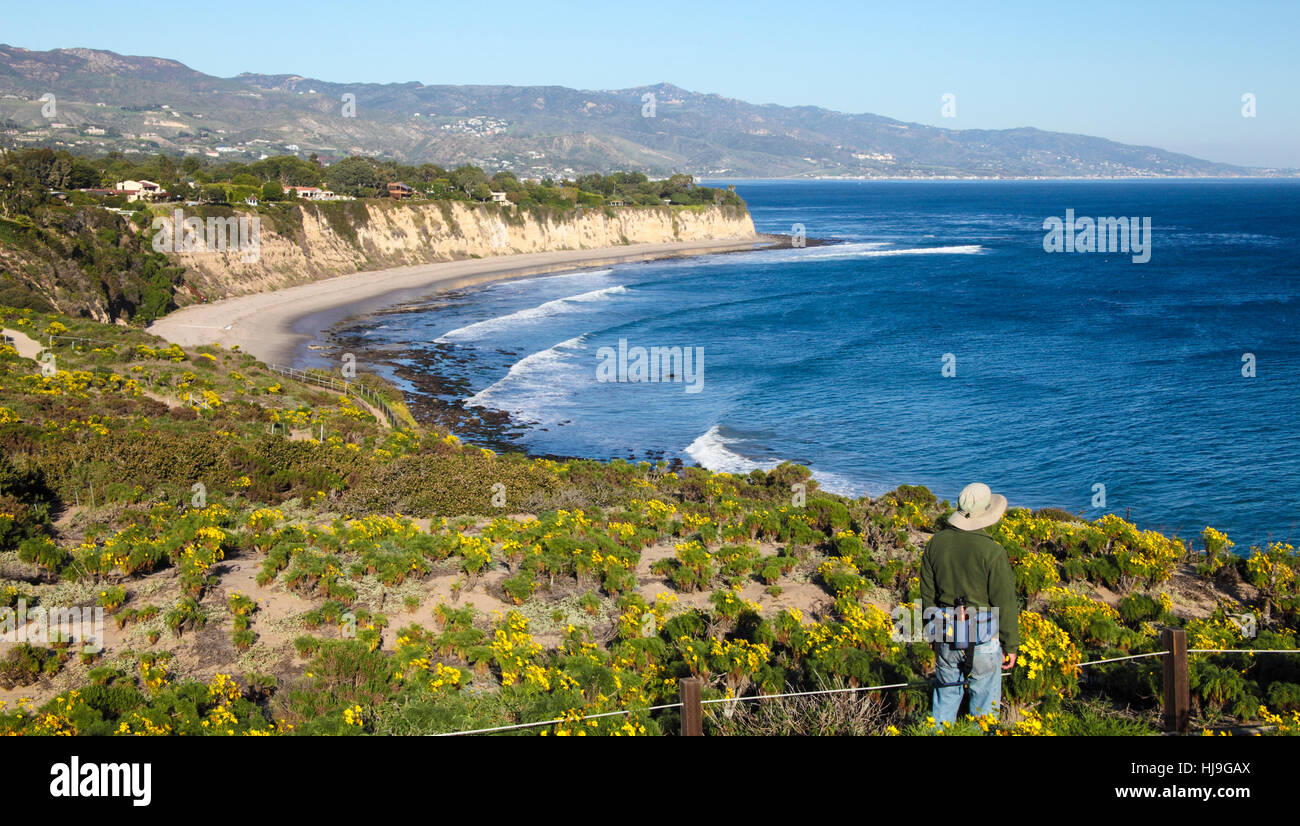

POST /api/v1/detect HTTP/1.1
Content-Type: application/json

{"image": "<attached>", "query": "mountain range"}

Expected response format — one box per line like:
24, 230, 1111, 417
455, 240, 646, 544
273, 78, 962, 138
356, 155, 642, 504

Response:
0, 44, 1287, 179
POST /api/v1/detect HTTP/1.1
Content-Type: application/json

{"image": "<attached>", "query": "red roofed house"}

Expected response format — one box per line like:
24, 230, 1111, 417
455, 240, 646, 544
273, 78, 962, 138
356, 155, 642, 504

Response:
113, 179, 165, 202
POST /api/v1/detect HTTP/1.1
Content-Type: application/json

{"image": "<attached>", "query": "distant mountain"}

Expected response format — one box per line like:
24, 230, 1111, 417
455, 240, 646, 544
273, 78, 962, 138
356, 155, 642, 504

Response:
0, 44, 1286, 179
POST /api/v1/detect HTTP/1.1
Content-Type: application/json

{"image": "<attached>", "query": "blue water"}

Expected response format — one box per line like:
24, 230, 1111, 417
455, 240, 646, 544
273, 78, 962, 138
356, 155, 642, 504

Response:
333, 180, 1300, 546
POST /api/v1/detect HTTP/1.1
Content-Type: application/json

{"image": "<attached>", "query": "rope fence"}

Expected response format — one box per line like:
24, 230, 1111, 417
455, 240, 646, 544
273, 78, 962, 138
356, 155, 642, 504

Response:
267, 363, 408, 430
698, 681, 918, 705
47, 333, 119, 349
429, 629, 1300, 736
432, 701, 686, 737
1188, 649, 1298, 654
1076, 651, 1167, 667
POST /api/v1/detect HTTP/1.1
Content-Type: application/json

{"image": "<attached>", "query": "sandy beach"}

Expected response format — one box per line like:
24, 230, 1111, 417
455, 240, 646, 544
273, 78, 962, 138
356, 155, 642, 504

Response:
148, 237, 773, 365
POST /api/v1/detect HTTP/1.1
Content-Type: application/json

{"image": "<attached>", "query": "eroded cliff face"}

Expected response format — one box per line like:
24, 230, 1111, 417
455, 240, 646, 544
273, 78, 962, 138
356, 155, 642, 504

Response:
171, 201, 757, 301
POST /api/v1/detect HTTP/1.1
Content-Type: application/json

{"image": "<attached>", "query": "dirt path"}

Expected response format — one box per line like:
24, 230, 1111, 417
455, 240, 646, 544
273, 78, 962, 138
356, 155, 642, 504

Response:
347, 393, 394, 430
3, 328, 191, 410
288, 391, 392, 434
2, 328, 45, 360
634, 540, 836, 618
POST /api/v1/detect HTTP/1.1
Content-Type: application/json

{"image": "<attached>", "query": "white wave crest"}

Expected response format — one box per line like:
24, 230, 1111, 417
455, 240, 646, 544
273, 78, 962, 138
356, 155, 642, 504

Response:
503, 268, 614, 288
437, 285, 627, 342
798, 243, 984, 260
684, 426, 781, 474
685, 425, 882, 498
810, 471, 880, 499
464, 335, 588, 422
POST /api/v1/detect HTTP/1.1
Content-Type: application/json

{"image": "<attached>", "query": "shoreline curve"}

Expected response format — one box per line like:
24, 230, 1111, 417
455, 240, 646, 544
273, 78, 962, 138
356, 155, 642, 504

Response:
148, 236, 775, 366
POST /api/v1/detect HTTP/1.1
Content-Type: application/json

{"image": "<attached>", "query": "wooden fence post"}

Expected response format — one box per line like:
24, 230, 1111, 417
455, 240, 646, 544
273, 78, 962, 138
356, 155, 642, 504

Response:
1162, 627, 1189, 734
680, 677, 703, 736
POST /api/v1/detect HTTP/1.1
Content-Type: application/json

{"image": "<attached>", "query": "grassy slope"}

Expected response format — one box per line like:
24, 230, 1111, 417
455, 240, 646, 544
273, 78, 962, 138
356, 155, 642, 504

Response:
0, 306, 1298, 736
0, 206, 183, 322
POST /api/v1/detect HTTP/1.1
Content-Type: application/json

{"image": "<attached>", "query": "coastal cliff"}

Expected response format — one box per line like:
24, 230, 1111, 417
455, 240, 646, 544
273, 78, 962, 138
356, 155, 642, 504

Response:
172, 201, 758, 302
0, 200, 756, 321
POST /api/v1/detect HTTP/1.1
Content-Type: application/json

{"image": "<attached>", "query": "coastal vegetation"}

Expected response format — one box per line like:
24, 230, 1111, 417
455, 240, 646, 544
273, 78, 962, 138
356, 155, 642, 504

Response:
0, 150, 184, 321
1, 305, 1297, 735
0, 148, 747, 323
1, 147, 742, 209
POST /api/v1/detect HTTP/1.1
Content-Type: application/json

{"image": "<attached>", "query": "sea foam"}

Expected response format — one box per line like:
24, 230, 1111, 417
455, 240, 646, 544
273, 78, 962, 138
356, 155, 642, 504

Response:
464, 334, 588, 422
684, 425, 781, 474
437, 285, 627, 342
685, 425, 883, 499
797, 243, 984, 260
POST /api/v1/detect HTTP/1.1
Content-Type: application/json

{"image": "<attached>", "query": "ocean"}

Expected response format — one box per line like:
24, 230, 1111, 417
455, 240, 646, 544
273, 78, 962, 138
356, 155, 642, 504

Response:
323, 180, 1300, 546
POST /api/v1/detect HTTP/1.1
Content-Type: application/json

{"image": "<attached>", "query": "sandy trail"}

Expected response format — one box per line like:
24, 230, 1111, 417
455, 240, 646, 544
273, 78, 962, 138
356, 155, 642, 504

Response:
148, 238, 772, 366
2, 328, 44, 360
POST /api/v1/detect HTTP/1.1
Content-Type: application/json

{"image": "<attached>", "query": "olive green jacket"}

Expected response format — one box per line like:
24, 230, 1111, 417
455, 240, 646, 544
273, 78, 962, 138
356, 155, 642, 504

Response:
919, 526, 1020, 652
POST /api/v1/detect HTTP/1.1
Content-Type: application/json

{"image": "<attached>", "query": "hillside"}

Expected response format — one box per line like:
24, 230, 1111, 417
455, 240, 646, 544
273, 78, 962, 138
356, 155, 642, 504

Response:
0, 145, 756, 322
0, 45, 1282, 179
0, 200, 183, 323
168, 199, 756, 301
0, 306, 1298, 736
0, 198, 754, 322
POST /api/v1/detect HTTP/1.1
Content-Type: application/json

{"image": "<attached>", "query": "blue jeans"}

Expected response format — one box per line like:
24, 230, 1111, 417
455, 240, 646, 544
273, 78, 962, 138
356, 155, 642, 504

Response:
931, 638, 1002, 727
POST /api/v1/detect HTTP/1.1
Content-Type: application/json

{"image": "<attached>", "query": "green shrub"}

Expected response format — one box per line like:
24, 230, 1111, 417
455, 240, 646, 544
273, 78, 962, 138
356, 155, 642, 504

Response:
0, 643, 64, 688
1086, 556, 1121, 588
1048, 705, 1158, 736
1117, 593, 1168, 624
164, 596, 206, 637
501, 568, 536, 604
286, 639, 397, 728
1061, 558, 1088, 581
17, 535, 69, 573
1033, 507, 1078, 522
890, 485, 936, 507
805, 498, 851, 534
1267, 682, 1300, 712
651, 540, 714, 592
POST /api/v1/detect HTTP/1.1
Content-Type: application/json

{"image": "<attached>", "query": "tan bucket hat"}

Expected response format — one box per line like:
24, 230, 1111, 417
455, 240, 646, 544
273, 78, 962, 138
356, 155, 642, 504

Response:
949, 482, 1007, 530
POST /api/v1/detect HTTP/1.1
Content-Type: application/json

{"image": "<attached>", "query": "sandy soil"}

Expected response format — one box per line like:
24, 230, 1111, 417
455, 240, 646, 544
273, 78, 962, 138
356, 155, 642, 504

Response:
0, 531, 841, 709
1, 328, 44, 360
147, 238, 773, 366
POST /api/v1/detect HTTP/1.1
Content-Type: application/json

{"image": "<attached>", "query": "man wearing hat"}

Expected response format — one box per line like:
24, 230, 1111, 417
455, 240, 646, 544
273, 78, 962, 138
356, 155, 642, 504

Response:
920, 482, 1020, 726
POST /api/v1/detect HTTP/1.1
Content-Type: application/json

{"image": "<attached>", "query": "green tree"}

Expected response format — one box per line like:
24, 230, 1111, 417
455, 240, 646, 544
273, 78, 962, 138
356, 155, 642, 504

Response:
199, 184, 228, 204
665, 173, 694, 194
448, 165, 489, 196
323, 157, 385, 198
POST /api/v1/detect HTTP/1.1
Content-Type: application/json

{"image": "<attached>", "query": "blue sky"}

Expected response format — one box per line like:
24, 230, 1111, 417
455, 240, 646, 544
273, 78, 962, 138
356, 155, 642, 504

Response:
7, 0, 1297, 167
